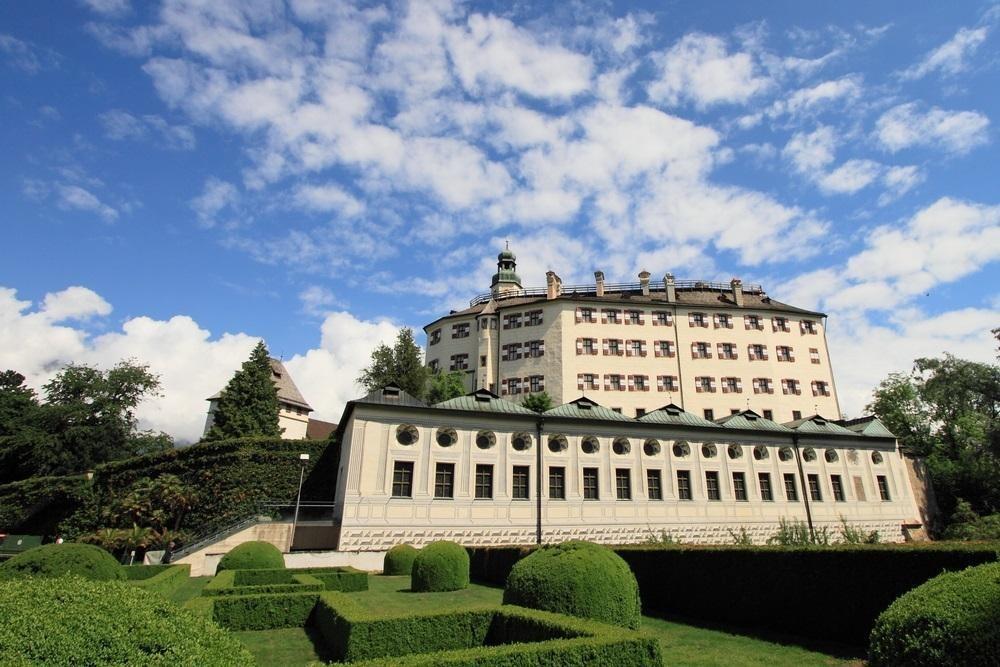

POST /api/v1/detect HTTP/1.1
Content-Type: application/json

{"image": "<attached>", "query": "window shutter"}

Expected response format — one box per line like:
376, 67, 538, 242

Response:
811, 381, 818, 396
762, 347, 769, 360
576, 338, 583, 355
604, 375, 611, 391
601, 310, 608, 323
575, 308, 581, 324
602, 340, 609, 356
501, 382, 508, 395
745, 317, 751, 330
590, 341, 598, 355
691, 342, 698, 357
655, 341, 662, 358
627, 376, 635, 391
736, 379, 743, 393
695, 378, 703, 393
709, 378, 717, 392
772, 319, 778, 332
539, 340, 545, 356
789, 350, 795, 362
639, 313, 645, 325
657, 376, 664, 391
688, 313, 695, 326
617, 341, 624, 356
577, 375, 584, 390
753, 378, 760, 394
722, 381, 729, 394
625, 343, 633, 358
539, 376, 545, 391
640, 341, 647, 357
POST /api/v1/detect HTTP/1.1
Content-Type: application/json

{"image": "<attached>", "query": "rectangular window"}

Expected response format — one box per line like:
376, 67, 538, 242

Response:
745, 314, 763, 330
579, 307, 595, 323
784, 473, 799, 501
630, 375, 648, 391
607, 339, 622, 356
636, 408, 646, 417
877, 475, 891, 501
549, 467, 566, 500
758, 473, 773, 501
449, 354, 469, 371
657, 375, 678, 392
655, 340, 675, 357
512, 465, 530, 500
608, 374, 624, 391
428, 359, 439, 373
801, 320, 818, 334
583, 468, 599, 500
434, 463, 455, 498
777, 346, 793, 362
812, 380, 830, 397
527, 310, 543, 326
529, 375, 544, 393
615, 469, 632, 500
703, 408, 714, 420
629, 340, 643, 356
714, 313, 732, 329
579, 373, 598, 390
696, 376, 715, 393
773, 317, 790, 332
690, 312, 707, 327
792, 410, 802, 420
581, 338, 596, 355
503, 313, 522, 329
653, 311, 672, 326
762, 409, 774, 421
647, 469, 663, 500
452, 323, 470, 339
733, 472, 748, 501
479, 355, 486, 368
782, 379, 801, 395
808, 473, 822, 501
722, 377, 741, 393
810, 347, 821, 364
429, 329, 441, 345
603, 309, 621, 324
475, 464, 493, 499
831, 475, 845, 502
676, 470, 692, 500
391, 461, 414, 498
627, 310, 642, 325
528, 340, 544, 357
706, 471, 721, 501
754, 377, 774, 394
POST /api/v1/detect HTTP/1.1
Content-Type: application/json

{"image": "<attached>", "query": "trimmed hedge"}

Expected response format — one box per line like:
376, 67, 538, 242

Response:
869, 562, 1000, 665
384, 544, 419, 575
198, 591, 321, 631
503, 541, 642, 630
412, 541, 469, 592
469, 542, 1000, 646
0, 576, 253, 665
202, 569, 323, 597
125, 564, 190, 597
309, 567, 369, 592
216, 540, 285, 573
0, 543, 124, 582
314, 592, 661, 665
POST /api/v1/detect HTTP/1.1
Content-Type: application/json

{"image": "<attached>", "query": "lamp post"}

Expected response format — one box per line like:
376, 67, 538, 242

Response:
289, 453, 310, 553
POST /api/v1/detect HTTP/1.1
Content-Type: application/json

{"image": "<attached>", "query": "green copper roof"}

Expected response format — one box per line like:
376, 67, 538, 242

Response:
544, 397, 634, 421
638, 403, 717, 428
716, 410, 791, 432
785, 415, 856, 435
434, 389, 537, 415
840, 417, 896, 438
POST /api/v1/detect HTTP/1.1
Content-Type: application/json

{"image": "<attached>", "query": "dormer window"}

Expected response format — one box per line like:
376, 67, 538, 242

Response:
383, 386, 400, 399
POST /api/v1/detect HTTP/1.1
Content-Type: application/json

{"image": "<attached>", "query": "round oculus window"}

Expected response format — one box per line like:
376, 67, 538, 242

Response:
701, 443, 717, 458
548, 434, 568, 453
475, 431, 496, 450
728, 444, 743, 460
436, 427, 457, 447
824, 449, 839, 463
643, 439, 661, 456
753, 445, 769, 460
802, 447, 817, 462
672, 441, 690, 457
512, 432, 532, 451
778, 447, 794, 462
613, 438, 631, 455
871, 451, 884, 464
396, 424, 419, 446
581, 436, 600, 454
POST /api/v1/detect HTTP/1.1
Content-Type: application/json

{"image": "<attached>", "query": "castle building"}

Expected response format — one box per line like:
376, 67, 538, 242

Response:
203, 358, 335, 440
329, 385, 926, 550
424, 249, 840, 424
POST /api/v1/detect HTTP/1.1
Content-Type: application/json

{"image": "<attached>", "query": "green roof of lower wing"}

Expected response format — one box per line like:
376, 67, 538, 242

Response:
717, 414, 792, 432
848, 419, 896, 438
638, 410, 717, 427
433, 396, 537, 415
544, 403, 634, 421
787, 419, 856, 435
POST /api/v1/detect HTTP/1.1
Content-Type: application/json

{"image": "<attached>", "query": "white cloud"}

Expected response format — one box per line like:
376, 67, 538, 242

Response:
783, 126, 837, 172
648, 33, 771, 108
446, 13, 593, 99
0, 285, 401, 442
878, 165, 925, 206
0, 33, 59, 73
817, 159, 883, 195
899, 26, 990, 80
56, 184, 119, 221
298, 285, 340, 316
772, 74, 863, 117
191, 178, 239, 227
80, 0, 130, 16
293, 184, 364, 217
875, 103, 990, 155
99, 109, 196, 150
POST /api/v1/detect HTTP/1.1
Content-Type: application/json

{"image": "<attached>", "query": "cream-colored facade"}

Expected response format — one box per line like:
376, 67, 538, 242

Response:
424, 253, 839, 424
331, 387, 923, 550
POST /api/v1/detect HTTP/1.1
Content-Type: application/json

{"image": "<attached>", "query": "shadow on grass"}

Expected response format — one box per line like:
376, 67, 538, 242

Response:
645, 611, 866, 661
303, 625, 338, 664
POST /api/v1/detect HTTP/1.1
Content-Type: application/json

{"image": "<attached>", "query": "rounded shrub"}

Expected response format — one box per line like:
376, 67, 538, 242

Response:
0, 576, 252, 666
0, 543, 123, 582
503, 540, 641, 629
869, 561, 1000, 666
383, 543, 419, 576
411, 540, 469, 592
216, 540, 285, 574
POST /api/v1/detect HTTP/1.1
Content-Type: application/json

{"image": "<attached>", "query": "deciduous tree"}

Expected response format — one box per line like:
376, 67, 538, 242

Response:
357, 328, 429, 399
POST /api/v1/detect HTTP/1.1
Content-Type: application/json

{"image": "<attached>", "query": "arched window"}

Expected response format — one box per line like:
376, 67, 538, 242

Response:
643, 439, 661, 456
396, 424, 419, 446
613, 437, 631, 455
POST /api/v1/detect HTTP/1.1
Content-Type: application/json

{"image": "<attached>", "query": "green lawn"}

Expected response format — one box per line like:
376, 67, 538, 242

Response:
216, 574, 863, 666
168, 575, 212, 605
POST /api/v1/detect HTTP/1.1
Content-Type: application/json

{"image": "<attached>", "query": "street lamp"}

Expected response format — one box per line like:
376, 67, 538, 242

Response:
289, 453, 310, 553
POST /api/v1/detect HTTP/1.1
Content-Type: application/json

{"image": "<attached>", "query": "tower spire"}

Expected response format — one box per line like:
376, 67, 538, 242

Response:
490, 244, 522, 296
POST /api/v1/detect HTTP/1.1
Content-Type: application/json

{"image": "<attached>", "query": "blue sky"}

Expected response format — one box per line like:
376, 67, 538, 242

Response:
1, 0, 998, 442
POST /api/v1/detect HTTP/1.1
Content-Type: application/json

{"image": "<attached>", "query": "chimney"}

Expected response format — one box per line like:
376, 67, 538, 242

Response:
664, 273, 676, 303
639, 270, 651, 296
731, 278, 744, 307
594, 271, 605, 297
546, 271, 562, 300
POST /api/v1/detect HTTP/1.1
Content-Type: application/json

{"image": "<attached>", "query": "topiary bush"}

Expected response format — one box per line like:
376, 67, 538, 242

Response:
0, 575, 253, 665
0, 543, 124, 582
869, 562, 1000, 666
383, 544, 419, 575
411, 541, 469, 592
216, 540, 285, 574
503, 540, 641, 630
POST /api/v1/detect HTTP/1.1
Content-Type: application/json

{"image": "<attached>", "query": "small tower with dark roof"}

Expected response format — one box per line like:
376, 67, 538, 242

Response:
490, 243, 522, 296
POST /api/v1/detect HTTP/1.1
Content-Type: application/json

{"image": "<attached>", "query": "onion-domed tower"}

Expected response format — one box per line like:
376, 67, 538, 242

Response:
490, 243, 522, 296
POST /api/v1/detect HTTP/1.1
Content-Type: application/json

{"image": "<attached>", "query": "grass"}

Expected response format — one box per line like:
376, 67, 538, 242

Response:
234, 626, 334, 665
349, 574, 502, 614
168, 575, 211, 605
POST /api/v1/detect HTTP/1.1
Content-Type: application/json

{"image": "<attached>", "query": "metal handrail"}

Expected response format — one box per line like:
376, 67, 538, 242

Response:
469, 280, 765, 306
